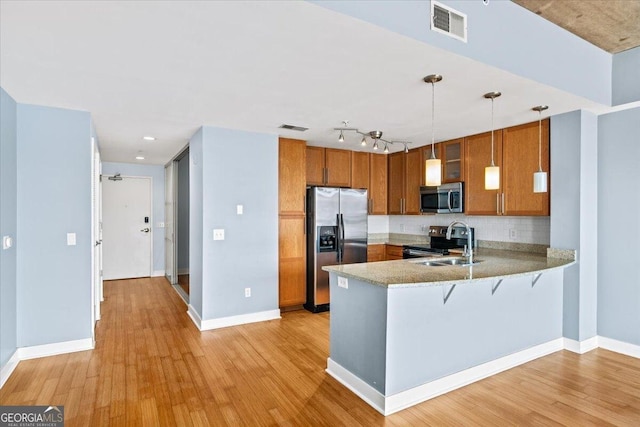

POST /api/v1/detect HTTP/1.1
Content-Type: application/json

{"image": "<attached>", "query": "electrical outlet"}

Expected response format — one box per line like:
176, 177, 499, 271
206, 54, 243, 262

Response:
509, 229, 517, 240
237, 204, 243, 215
213, 229, 225, 240
338, 276, 348, 289
67, 233, 76, 246
244, 287, 251, 297
2, 236, 13, 250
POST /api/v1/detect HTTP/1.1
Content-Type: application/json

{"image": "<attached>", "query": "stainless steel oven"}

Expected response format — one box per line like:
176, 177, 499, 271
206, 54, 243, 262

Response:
420, 182, 463, 214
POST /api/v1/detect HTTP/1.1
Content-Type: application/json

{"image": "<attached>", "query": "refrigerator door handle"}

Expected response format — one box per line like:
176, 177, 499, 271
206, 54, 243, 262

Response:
336, 213, 342, 262
339, 213, 345, 263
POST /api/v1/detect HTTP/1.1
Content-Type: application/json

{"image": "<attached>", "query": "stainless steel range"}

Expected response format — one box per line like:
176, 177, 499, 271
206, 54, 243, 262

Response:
402, 225, 475, 259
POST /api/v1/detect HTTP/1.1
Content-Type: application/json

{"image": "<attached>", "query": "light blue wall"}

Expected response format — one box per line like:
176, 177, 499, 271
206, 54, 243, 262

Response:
0, 88, 18, 366
612, 46, 640, 105
199, 126, 279, 320
102, 162, 165, 273
16, 104, 92, 347
177, 154, 189, 271
597, 107, 640, 345
550, 110, 598, 341
311, 0, 611, 105
189, 129, 204, 316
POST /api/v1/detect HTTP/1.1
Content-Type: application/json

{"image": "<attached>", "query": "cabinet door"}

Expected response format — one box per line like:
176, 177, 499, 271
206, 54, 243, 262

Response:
441, 138, 465, 183
351, 151, 369, 190
325, 148, 351, 187
385, 244, 404, 260
279, 138, 306, 216
465, 131, 502, 215
279, 215, 306, 307
387, 152, 405, 214
404, 148, 423, 215
306, 146, 325, 186
367, 244, 385, 262
369, 153, 388, 215
502, 119, 549, 216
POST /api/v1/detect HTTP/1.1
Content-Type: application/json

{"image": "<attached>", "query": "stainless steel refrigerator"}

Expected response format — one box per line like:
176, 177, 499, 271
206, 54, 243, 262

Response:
305, 187, 368, 312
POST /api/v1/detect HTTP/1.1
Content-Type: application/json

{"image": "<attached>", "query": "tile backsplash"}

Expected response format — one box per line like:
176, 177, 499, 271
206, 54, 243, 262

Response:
369, 214, 550, 245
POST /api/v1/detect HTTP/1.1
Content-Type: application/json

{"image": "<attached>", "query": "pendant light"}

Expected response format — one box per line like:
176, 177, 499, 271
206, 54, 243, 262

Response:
484, 91, 501, 190
532, 105, 549, 193
424, 74, 443, 186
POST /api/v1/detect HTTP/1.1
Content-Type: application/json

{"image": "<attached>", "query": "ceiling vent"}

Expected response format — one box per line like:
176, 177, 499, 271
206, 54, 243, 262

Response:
279, 124, 308, 132
431, 1, 467, 43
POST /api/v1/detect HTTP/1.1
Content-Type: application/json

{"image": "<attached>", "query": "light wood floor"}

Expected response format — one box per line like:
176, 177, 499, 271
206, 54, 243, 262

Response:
2, 277, 640, 426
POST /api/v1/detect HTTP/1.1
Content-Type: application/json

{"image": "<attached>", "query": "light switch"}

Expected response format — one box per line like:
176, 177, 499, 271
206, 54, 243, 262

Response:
213, 229, 225, 241
236, 204, 243, 215
2, 236, 13, 250
157, 222, 165, 228
67, 233, 77, 246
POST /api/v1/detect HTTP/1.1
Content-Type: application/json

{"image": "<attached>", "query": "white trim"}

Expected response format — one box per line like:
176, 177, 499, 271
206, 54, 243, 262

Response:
18, 338, 94, 360
563, 336, 599, 354
326, 358, 386, 414
187, 304, 202, 330
327, 338, 564, 416
0, 350, 21, 389
598, 336, 640, 359
199, 310, 281, 331
152, 270, 165, 277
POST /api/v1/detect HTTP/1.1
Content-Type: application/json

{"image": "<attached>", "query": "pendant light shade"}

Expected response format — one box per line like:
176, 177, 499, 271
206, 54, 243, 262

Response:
483, 91, 502, 190
532, 105, 549, 193
424, 74, 443, 186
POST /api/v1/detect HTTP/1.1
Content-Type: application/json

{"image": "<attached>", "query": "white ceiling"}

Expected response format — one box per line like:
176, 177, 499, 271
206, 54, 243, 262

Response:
0, 1, 607, 164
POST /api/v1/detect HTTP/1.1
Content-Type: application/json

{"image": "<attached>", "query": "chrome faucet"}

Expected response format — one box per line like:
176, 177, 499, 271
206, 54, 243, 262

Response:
446, 221, 473, 264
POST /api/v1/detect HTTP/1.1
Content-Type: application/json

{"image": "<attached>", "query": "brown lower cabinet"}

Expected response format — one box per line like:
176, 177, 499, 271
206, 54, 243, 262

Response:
385, 244, 404, 260
367, 244, 385, 262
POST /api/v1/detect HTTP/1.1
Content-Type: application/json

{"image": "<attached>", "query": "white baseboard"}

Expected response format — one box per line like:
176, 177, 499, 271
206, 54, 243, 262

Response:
187, 304, 202, 330
0, 350, 21, 389
152, 270, 165, 277
199, 309, 281, 331
18, 338, 94, 360
1, 338, 95, 389
598, 336, 640, 359
563, 336, 599, 354
327, 338, 564, 416
326, 358, 386, 414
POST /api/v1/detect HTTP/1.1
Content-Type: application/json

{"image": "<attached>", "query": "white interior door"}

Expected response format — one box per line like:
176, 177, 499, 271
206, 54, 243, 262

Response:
102, 176, 152, 280
91, 142, 102, 329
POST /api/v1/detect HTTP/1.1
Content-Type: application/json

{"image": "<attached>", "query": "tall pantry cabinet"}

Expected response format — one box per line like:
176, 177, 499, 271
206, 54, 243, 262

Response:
278, 138, 307, 308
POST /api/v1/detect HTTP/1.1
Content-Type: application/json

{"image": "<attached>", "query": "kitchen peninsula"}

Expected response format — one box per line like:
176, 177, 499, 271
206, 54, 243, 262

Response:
323, 248, 575, 416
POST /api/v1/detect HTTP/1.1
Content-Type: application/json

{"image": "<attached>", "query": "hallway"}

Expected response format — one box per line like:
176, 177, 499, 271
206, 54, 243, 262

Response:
2, 277, 640, 425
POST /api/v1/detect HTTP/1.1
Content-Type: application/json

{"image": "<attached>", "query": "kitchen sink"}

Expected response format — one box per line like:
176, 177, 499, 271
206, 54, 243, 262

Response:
416, 257, 483, 267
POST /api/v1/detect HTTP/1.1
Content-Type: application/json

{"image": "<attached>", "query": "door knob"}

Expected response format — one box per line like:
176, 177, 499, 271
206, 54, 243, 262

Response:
140, 228, 150, 233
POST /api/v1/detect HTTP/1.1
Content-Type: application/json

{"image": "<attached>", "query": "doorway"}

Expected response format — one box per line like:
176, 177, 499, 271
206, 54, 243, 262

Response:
165, 147, 190, 302
102, 176, 153, 280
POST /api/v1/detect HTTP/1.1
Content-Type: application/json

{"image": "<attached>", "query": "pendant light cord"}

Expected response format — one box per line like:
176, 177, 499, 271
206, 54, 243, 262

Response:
430, 81, 436, 159
538, 109, 542, 172
490, 97, 495, 167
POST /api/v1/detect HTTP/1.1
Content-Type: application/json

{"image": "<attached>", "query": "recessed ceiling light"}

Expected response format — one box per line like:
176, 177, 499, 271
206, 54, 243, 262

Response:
135, 156, 145, 160
142, 136, 156, 141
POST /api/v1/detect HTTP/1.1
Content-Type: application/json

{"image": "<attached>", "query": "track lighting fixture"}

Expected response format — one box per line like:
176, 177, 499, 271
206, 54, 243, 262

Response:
333, 124, 411, 154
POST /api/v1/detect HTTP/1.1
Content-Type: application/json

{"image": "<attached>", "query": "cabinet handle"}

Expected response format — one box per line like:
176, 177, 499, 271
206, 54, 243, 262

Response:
496, 193, 500, 215
368, 199, 372, 214
324, 168, 329, 184
501, 193, 505, 215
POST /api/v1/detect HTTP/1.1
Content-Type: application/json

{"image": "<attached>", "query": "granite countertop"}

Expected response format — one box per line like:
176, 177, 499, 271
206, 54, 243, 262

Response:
323, 248, 576, 288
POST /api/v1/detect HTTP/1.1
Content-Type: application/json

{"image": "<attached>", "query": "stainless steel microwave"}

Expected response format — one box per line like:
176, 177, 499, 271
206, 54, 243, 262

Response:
420, 182, 463, 214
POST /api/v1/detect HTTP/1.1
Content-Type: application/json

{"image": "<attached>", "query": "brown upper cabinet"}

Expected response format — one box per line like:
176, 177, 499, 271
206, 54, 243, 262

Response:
464, 119, 549, 216
388, 149, 423, 215
351, 151, 388, 215
279, 138, 307, 216
306, 147, 351, 187
439, 138, 465, 183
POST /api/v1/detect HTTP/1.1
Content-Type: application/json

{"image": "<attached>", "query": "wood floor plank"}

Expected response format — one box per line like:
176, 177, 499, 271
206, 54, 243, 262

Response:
2, 276, 640, 426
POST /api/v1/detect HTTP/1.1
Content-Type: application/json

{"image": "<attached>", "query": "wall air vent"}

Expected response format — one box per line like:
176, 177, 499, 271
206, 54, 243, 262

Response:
431, 1, 467, 43
279, 124, 308, 132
